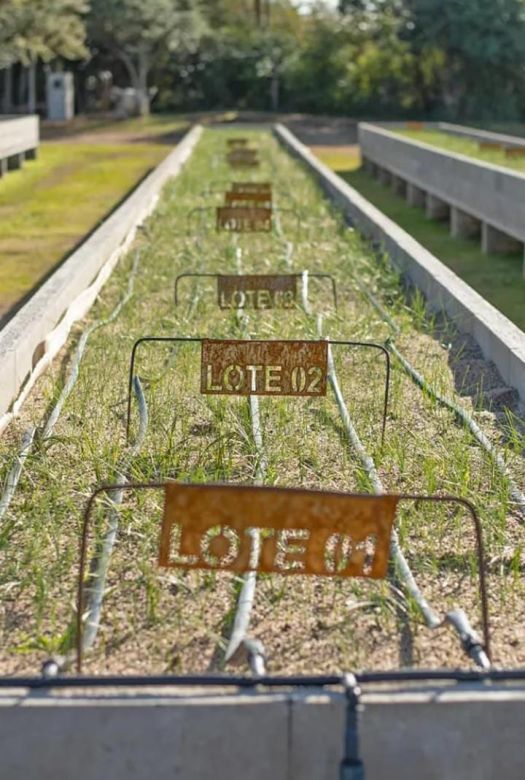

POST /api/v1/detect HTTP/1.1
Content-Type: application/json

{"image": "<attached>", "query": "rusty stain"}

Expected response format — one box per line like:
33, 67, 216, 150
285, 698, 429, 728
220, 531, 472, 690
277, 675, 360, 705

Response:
504, 146, 525, 157
225, 190, 272, 206
201, 338, 328, 397
218, 274, 297, 309
227, 138, 250, 148
227, 148, 260, 168
231, 181, 272, 194
159, 483, 397, 579
77, 482, 491, 671
478, 141, 503, 151
216, 206, 272, 232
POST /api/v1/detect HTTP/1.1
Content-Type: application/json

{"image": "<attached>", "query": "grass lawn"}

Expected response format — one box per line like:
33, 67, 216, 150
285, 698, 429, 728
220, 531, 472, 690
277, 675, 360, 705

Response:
394, 128, 525, 173
0, 115, 188, 322
312, 147, 525, 332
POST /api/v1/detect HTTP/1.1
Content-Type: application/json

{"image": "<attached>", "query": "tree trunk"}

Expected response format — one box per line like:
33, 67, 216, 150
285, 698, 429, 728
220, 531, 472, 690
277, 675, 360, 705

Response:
115, 48, 149, 117
27, 59, 37, 114
271, 67, 279, 111
137, 47, 150, 116
2, 66, 13, 114
18, 65, 26, 111
254, 0, 262, 27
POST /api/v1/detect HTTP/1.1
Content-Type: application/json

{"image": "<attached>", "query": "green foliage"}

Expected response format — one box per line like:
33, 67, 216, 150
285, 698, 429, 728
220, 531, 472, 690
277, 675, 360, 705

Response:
87, 0, 206, 113
0, 0, 88, 67
401, 0, 525, 118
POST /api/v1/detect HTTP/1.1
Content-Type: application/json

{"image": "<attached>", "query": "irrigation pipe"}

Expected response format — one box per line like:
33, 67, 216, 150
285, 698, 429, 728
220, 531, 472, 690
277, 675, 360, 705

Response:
388, 339, 525, 519
80, 376, 149, 655
224, 392, 267, 668
317, 314, 490, 668
0, 428, 36, 524
221, 262, 268, 670
351, 266, 525, 519
276, 200, 472, 666
66, 214, 213, 671
0, 250, 143, 526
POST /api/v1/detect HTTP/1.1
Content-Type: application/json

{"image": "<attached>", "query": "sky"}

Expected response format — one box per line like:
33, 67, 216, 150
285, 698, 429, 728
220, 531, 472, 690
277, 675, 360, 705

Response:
296, 0, 339, 12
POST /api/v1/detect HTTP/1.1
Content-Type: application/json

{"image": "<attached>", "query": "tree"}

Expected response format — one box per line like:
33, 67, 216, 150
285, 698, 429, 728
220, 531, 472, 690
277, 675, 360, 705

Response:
0, 0, 88, 113
88, 0, 206, 115
402, 0, 525, 118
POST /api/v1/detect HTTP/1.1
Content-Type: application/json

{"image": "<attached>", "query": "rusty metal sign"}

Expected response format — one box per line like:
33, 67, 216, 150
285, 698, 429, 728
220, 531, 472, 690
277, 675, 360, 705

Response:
216, 206, 272, 232
77, 483, 491, 672
478, 142, 503, 151
227, 138, 250, 149
218, 274, 296, 309
126, 337, 390, 442
227, 149, 260, 168
159, 483, 397, 578
201, 339, 327, 397
504, 146, 525, 158
225, 190, 272, 207
231, 182, 272, 195
174, 273, 338, 309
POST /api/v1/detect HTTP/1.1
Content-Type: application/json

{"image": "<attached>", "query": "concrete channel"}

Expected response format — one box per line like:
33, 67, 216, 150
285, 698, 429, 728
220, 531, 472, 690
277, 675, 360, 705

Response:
1, 680, 524, 778
359, 121, 525, 275
0, 122, 524, 777
275, 123, 525, 406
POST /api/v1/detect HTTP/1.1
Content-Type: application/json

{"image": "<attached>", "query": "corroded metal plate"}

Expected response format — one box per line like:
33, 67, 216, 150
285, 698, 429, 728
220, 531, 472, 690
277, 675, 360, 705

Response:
225, 190, 272, 206
201, 339, 327, 396
227, 149, 260, 167
478, 141, 502, 151
231, 182, 272, 194
218, 274, 297, 310
227, 138, 250, 148
505, 146, 525, 157
158, 483, 398, 578
216, 206, 272, 232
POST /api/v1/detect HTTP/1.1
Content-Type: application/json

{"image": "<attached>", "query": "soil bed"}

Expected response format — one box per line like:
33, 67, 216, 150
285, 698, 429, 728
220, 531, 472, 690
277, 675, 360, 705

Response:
0, 128, 523, 677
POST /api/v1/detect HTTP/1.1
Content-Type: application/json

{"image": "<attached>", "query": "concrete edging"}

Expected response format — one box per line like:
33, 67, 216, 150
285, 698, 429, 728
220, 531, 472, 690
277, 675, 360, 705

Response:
1, 683, 525, 778
359, 122, 525, 262
274, 123, 525, 404
0, 115, 39, 175
0, 123, 203, 429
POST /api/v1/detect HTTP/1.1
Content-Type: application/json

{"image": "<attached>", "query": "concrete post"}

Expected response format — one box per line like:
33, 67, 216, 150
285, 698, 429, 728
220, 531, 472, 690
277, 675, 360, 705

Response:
391, 174, 407, 197
406, 182, 426, 208
7, 152, 24, 170
450, 207, 481, 239
377, 167, 392, 186
482, 223, 522, 255
426, 193, 449, 220
363, 158, 378, 177
0, 158, 7, 177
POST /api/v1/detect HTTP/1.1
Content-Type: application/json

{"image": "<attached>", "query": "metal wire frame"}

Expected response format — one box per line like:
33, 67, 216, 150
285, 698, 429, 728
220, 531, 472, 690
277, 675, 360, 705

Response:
125, 336, 391, 444
75, 482, 490, 673
185, 206, 301, 235
173, 272, 338, 309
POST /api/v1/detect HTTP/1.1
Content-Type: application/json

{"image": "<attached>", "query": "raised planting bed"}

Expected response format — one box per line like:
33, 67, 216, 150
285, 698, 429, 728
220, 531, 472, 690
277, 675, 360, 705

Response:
359, 122, 525, 275
0, 128, 523, 692
0, 115, 39, 176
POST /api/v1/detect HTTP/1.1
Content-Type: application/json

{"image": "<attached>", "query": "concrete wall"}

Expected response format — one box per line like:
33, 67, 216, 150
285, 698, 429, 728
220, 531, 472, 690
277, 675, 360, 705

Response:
1, 682, 524, 779
437, 121, 525, 148
359, 123, 525, 271
0, 124, 202, 430
275, 124, 525, 405
0, 115, 39, 174
374, 120, 525, 148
